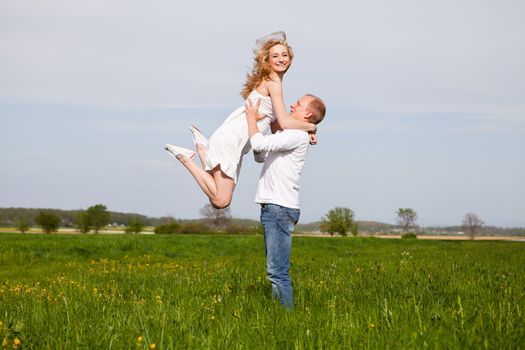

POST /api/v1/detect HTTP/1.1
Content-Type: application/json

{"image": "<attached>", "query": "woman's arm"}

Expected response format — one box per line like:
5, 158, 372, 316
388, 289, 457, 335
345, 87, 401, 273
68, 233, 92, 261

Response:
267, 80, 316, 132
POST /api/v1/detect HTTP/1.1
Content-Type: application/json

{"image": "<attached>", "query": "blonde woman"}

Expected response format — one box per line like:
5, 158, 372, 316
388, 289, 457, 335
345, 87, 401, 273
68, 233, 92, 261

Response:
165, 32, 316, 208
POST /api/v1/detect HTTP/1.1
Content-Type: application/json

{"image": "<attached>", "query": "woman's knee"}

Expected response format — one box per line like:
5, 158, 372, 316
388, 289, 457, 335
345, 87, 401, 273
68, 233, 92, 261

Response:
210, 197, 231, 209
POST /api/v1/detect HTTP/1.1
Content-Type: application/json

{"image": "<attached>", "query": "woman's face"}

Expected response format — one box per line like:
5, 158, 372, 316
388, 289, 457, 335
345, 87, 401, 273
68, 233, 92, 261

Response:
267, 44, 290, 73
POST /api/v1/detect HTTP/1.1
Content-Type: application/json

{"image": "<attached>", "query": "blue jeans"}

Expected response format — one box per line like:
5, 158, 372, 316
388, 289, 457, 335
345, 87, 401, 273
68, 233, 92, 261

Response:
260, 203, 300, 309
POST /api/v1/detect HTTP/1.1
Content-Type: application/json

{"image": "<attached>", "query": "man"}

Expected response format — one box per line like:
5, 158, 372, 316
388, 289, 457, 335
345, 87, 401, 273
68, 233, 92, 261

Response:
245, 94, 326, 308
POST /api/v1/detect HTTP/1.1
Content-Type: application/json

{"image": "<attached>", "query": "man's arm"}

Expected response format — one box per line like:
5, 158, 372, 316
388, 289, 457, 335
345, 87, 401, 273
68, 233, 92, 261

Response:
254, 120, 281, 161
246, 98, 308, 153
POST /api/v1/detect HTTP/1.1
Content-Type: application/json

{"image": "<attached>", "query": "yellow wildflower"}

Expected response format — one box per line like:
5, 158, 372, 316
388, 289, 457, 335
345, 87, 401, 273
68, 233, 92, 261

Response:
368, 322, 376, 329
149, 343, 156, 349
13, 337, 22, 347
137, 336, 143, 343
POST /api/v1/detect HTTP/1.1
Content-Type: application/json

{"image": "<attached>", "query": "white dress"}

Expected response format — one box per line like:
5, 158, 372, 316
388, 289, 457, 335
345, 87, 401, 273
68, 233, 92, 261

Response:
205, 90, 275, 183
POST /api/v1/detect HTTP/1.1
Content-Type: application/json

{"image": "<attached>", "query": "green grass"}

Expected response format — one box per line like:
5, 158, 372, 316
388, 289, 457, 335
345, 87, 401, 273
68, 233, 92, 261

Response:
0, 234, 524, 349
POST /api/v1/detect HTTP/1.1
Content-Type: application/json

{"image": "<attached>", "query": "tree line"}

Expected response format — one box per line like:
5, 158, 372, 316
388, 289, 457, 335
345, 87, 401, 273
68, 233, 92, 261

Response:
0, 207, 155, 227
2, 205, 524, 236
29, 204, 144, 234
317, 207, 524, 239
10, 204, 259, 235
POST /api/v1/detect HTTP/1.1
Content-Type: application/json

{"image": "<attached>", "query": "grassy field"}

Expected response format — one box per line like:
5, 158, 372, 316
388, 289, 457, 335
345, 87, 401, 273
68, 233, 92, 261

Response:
0, 234, 523, 349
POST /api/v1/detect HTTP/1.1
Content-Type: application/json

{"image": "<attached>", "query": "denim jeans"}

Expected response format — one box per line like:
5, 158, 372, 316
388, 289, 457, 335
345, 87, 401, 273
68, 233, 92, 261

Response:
260, 203, 300, 309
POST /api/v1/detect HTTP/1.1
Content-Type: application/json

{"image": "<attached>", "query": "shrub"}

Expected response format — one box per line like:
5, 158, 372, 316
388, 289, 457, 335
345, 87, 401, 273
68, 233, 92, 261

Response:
351, 222, 359, 237
401, 233, 418, 239
224, 223, 247, 235
155, 221, 212, 235
154, 222, 181, 234
125, 218, 144, 234
178, 222, 211, 234
252, 224, 264, 235
17, 217, 31, 233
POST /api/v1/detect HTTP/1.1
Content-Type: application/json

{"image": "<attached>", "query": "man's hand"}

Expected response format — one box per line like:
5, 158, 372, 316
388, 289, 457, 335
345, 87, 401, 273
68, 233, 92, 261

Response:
245, 98, 261, 123
309, 131, 317, 145
245, 98, 262, 138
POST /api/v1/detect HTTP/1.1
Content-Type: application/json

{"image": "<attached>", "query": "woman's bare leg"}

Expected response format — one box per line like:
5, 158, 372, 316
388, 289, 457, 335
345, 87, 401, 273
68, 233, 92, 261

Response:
209, 169, 235, 208
196, 144, 207, 168
176, 155, 235, 209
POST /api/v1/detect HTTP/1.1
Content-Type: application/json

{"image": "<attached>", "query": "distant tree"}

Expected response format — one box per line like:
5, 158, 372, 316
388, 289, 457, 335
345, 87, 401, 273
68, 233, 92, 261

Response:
463, 212, 484, 240
87, 204, 110, 233
17, 217, 31, 233
125, 217, 144, 234
35, 211, 61, 233
224, 222, 245, 234
350, 221, 359, 237
199, 204, 232, 227
75, 211, 91, 233
396, 208, 418, 232
320, 207, 355, 236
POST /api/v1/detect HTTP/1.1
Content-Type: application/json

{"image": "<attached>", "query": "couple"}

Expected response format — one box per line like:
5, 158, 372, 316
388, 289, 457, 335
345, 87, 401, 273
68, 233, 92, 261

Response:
165, 32, 326, 308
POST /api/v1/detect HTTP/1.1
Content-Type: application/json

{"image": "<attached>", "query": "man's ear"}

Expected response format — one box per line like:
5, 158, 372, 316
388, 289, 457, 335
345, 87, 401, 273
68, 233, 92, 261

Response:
304, 111, 313, 120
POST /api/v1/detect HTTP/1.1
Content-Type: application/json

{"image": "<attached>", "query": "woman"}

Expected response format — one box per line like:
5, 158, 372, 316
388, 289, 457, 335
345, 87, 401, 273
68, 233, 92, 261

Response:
165, 31, 316, 208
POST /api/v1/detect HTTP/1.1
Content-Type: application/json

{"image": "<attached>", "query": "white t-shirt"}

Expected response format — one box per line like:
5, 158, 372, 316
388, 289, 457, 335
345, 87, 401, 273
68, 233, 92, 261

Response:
250, 129, 310, 209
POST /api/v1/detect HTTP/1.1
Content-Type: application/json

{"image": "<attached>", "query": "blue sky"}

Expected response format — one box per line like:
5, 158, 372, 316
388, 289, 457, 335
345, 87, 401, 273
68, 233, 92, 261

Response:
1, 0, 524, 227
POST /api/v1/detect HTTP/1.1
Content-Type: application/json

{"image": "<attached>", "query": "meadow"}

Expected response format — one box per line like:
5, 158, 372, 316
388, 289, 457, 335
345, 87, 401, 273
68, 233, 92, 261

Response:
0, 233, 523, 349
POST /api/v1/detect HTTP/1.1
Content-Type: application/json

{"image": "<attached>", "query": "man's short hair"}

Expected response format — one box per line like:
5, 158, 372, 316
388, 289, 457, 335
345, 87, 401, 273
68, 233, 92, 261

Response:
305, 94, 326, 124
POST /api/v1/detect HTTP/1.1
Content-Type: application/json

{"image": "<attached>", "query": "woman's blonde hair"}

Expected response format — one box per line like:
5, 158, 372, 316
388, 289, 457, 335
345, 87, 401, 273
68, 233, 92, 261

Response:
241, 37, 293, 99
